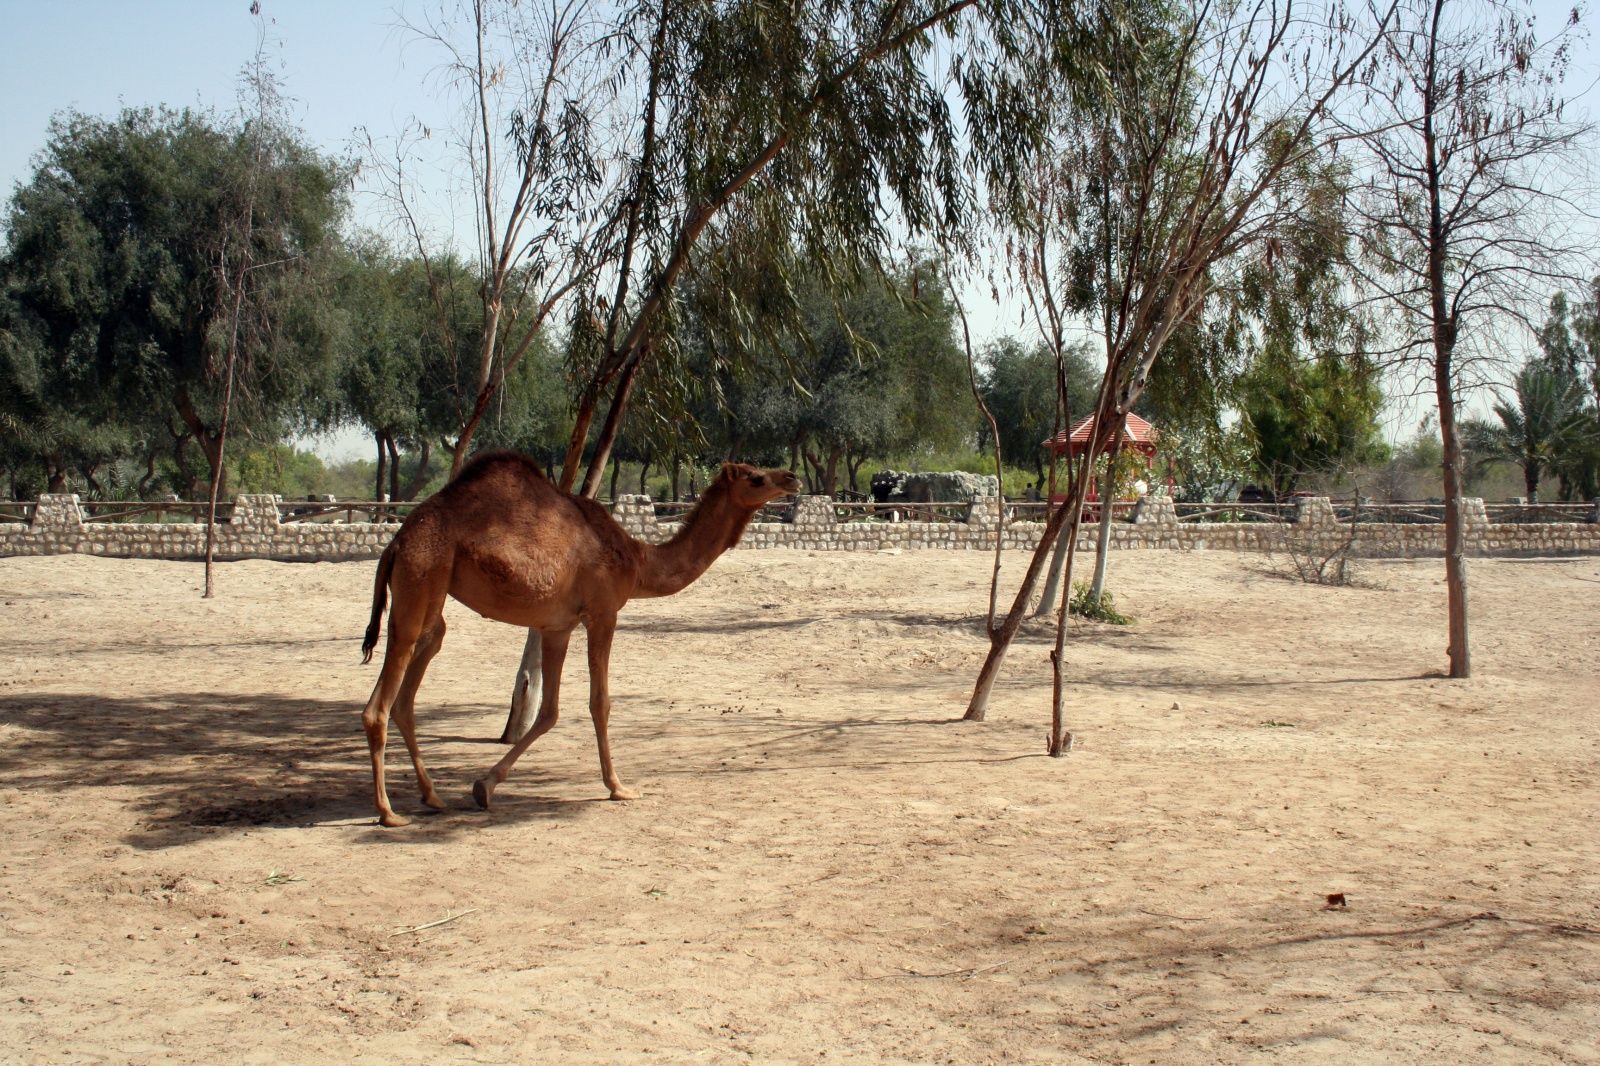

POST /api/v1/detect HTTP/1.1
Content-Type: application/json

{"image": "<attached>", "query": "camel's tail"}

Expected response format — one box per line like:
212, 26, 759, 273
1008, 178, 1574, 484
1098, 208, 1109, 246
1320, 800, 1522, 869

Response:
362, 542, 397, 664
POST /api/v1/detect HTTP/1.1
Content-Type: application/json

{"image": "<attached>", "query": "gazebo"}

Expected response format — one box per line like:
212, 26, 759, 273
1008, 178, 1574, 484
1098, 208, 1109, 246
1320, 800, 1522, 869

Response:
1041, 412, 1165, 504
1042, 412, 1160, 460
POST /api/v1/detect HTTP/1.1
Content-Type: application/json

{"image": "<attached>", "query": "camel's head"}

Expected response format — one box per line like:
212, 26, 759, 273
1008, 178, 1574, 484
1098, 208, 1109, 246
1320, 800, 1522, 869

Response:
717, 462, 803, 509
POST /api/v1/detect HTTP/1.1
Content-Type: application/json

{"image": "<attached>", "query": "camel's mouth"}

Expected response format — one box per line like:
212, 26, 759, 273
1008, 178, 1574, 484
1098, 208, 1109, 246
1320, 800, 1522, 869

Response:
777, 474, 803, 495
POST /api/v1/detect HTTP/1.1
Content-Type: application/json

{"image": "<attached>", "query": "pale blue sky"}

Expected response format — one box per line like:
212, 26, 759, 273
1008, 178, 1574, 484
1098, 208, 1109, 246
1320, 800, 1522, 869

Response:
0, 1, 448, 208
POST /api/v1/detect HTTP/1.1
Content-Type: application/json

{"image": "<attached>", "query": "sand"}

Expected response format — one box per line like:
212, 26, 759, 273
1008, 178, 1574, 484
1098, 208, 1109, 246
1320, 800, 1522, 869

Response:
0, 548, 1596, 1064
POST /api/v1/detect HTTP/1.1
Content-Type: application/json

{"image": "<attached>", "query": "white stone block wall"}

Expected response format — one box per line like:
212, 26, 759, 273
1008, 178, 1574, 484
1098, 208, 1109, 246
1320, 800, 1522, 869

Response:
1, 493, 1596, 561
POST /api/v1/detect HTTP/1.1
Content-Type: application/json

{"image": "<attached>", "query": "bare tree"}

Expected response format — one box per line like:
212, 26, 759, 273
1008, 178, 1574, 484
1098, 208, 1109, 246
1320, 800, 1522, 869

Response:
1347, 0, 1595, 677
965, 0, 1397, 752
374, 0, 609, 477
206, 10, 306, 598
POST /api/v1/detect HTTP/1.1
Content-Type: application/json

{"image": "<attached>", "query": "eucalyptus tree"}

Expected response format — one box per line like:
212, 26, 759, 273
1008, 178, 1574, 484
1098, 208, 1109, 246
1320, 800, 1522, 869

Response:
1348, 0, 1593, 677
548, 0, 1069, 498
398, 0, 1093, 740
965, 0, 1397, 748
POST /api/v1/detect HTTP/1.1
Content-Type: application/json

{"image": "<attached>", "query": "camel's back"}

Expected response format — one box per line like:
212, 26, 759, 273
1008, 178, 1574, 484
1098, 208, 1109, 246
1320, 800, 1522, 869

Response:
396, 452, 642, 621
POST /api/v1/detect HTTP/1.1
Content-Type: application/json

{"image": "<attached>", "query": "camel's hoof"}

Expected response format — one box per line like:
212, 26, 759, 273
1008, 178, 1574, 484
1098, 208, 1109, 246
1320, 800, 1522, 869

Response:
608, 787, 640, 801
422, 792, 448, 812
378, 810, 411, 828
472, 779, 494, 810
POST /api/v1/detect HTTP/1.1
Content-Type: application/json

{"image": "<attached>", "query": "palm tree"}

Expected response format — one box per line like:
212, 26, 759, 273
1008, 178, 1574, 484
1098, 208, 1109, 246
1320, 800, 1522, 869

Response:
1465, 361, 1597, 502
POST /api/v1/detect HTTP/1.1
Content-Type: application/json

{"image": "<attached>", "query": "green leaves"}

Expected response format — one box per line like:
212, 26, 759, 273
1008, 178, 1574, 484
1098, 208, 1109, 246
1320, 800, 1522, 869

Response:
0, 106, 350, 493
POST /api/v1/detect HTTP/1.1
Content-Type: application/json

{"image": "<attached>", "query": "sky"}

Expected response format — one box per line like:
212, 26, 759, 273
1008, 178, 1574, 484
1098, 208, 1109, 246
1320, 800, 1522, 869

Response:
1, 1, 1595, 460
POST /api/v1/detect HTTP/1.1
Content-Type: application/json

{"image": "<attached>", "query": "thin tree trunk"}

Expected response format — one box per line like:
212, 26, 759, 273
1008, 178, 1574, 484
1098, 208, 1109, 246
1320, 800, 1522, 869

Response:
374, 431, 387, 501
1047, 511, 1086, 757
951, 278, 1006, 633
1035, 517, 1074, 619
1089, 472, 1116, 599
500, 629, 543, 743
387, 434, 402, 504
609, 455, 621, 500
1089, 421, 1126, 600
579, 356, 643, 498
203, 286, 244, 601
1422, 0, 1469, 678
1436, 357, 1471, 678
400, 438, 433, 501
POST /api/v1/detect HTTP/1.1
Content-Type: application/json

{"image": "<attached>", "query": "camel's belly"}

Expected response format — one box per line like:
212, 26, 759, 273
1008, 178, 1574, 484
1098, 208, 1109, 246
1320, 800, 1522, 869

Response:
447, 555, 616, 631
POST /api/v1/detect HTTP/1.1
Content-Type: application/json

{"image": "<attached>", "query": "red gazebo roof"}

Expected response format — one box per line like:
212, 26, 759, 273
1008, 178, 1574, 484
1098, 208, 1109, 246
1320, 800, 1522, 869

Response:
1043, 412, 1159, 456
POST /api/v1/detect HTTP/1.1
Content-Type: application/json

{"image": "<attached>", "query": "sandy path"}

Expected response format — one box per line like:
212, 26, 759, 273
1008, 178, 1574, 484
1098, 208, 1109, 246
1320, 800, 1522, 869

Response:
0, 549, 1596, 1063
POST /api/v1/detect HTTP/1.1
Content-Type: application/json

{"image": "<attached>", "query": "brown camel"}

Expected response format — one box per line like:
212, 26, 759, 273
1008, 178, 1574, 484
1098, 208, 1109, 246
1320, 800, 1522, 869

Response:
359, 451, 802, 827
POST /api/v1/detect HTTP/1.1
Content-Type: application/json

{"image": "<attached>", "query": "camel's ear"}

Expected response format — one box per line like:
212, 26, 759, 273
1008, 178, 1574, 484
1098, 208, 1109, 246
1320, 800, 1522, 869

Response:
718, 462, 746, 482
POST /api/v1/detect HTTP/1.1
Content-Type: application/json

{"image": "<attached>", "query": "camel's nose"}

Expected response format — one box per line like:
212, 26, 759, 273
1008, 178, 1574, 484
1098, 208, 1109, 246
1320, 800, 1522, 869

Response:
781, 471, 803, 493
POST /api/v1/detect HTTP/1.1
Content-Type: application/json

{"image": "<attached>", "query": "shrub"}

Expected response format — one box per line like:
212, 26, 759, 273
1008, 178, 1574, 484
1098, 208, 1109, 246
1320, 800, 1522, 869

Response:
1069, 581, 1132, 624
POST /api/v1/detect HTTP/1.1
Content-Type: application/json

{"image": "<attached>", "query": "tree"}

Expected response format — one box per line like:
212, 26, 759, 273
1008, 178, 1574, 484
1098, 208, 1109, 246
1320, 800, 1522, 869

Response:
964, 0, 1395, 749
375, 0, 606, 477
462, 0, 1091, 741
1239, 356, 1388, 497
548, 0, 1070, 498
980, 337, 1098, 485
0, 285, 135, 496
0, 106, 348, 499
1463, 359, 1598, 501
1350, 0, 1593, 677
1535, 282, 1600, 499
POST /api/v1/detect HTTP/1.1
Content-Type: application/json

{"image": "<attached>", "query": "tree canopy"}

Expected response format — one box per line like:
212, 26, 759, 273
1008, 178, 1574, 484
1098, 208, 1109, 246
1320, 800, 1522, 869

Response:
0, 106, 349, 495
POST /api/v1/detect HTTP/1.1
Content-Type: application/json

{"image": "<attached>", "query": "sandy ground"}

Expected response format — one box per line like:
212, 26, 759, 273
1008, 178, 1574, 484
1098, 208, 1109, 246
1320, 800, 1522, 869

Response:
0, 547, 1596, 1064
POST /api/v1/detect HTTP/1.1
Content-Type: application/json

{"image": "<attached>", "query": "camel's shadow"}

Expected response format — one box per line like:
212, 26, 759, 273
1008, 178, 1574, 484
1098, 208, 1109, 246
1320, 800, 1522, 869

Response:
0, 687, 1018, 850
0, 691, 600, 849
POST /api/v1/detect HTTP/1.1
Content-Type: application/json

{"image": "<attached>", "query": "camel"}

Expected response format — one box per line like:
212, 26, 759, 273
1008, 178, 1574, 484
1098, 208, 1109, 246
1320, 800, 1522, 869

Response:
359, 451, 802, 827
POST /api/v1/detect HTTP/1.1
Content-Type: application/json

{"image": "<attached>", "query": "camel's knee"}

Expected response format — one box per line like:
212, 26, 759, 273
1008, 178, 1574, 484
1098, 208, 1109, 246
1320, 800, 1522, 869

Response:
532, 702, 559, 733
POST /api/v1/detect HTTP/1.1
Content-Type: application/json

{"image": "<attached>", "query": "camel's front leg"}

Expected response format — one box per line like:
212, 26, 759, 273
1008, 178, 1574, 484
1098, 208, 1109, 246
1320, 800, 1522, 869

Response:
473, 628, 570, 810
584, 615, 637, 801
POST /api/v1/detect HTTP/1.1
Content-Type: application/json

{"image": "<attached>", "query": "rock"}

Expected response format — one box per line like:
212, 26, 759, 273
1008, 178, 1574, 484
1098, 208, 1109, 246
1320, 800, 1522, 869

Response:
871, 469, 999, 503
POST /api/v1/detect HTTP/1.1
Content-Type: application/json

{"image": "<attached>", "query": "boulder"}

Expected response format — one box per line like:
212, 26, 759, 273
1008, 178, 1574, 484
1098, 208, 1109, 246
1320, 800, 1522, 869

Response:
871, 469, 999, 503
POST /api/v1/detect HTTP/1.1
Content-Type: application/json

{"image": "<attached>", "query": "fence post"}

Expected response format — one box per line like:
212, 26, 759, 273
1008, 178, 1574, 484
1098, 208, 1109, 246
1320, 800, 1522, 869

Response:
611, 494, 663, 542
1293, 496, 1337, 527
1132, 494, 1178, 526
32, 494, 84, 554
790, 495, 838, 529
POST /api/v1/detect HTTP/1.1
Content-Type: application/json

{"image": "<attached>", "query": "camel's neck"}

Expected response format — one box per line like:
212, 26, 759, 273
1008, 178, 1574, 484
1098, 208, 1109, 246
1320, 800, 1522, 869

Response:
635, 486, 758, 598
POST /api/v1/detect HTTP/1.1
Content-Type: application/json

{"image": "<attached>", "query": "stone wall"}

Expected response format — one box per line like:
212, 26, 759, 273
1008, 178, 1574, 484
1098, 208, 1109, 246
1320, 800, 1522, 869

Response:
2, 492, 1597, 562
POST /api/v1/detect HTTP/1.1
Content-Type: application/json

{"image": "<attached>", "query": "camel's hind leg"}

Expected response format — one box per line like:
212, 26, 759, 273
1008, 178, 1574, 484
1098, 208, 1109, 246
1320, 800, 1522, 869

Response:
473, 627, 570, 810
364, 573, 448, 828
391, 619, 448, 811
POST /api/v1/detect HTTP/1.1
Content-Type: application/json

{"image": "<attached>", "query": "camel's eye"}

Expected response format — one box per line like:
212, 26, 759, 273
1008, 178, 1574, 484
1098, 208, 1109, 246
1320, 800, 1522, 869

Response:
750, 474, 766, 487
